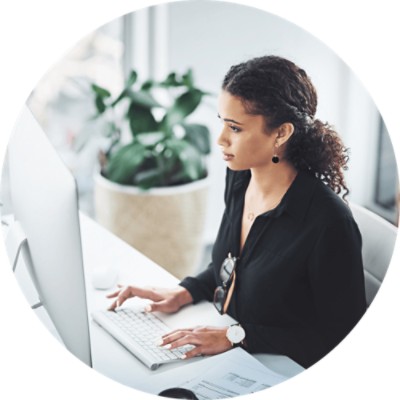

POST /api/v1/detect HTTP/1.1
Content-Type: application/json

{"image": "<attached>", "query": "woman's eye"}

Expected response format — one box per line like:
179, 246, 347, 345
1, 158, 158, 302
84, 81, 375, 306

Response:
229, 125, 241, 133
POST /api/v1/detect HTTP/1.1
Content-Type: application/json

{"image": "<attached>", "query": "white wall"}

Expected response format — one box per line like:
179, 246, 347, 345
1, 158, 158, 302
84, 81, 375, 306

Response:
165, 1, 379, 241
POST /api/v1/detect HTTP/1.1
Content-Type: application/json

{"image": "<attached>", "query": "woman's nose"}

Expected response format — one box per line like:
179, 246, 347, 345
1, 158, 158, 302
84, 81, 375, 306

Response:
217, 126, 229, 147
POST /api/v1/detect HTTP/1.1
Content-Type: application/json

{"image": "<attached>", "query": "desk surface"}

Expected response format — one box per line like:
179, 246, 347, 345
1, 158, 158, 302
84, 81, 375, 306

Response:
80, 214, 304, 394
3, 212, 303, 395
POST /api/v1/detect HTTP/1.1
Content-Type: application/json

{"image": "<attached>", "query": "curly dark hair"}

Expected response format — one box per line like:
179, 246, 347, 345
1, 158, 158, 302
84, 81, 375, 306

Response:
222, 55, 349, 199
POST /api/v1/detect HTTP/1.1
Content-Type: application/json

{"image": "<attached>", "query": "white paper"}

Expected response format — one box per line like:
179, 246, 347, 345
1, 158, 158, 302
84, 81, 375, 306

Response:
179, 348, 287, 399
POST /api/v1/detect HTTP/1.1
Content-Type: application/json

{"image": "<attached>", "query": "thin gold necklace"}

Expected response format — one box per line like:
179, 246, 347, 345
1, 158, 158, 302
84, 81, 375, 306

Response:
246, 199, 280, 222
247, 212, 255, 221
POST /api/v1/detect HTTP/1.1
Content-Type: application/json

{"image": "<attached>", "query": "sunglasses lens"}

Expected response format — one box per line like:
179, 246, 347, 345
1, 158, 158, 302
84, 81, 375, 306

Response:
213, 286, 226, 314
214, 254, 238, 315
220, 257, 235, 282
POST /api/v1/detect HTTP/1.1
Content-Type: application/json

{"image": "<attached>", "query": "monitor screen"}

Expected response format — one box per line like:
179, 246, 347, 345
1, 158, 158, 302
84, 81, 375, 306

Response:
5, 105, 92, 366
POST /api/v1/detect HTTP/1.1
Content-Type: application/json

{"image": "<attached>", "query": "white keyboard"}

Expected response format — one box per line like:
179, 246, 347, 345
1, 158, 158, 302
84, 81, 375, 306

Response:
91, 308, 193, 370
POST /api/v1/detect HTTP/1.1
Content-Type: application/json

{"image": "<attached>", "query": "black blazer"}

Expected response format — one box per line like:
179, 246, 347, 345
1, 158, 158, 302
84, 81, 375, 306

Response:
180, 169, 367, 368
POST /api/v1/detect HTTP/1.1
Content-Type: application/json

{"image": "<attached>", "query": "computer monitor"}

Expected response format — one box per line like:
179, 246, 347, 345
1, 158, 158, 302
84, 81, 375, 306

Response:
4, 105, 92, 366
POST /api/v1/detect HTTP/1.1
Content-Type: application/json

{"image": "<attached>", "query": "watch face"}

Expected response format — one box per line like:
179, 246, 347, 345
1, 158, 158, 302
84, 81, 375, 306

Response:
227, 325, 245, 343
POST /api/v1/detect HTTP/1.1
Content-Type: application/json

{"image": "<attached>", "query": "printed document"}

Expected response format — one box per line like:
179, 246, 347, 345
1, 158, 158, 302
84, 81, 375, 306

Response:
178, 348, 288, 399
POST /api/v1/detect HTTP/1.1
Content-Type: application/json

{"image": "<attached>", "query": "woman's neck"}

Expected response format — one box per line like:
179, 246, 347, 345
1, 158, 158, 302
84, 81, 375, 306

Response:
249, 161, 298, 199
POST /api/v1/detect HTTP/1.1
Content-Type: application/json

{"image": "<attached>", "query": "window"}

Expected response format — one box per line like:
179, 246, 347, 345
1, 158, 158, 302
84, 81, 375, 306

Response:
27, 18, 125, 216
372, 117, 399, 225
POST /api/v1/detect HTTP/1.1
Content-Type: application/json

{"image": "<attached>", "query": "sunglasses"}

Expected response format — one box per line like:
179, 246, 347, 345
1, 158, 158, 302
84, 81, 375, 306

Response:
213, 253, 238, 315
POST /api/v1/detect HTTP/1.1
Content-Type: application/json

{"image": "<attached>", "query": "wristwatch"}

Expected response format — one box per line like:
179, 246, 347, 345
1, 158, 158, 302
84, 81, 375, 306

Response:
226, 324, 246, 347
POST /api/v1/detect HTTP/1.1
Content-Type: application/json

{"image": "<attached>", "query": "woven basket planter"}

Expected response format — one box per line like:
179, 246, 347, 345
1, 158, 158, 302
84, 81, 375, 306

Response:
94, 173, 209, 279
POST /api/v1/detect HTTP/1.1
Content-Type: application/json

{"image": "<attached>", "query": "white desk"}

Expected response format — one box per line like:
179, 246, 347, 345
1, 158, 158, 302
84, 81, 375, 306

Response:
5, 213, 304, 395
80, 214, 304, 394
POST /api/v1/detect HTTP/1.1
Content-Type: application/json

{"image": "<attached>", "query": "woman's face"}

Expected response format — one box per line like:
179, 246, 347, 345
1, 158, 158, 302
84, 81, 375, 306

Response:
217, 90, 277, 171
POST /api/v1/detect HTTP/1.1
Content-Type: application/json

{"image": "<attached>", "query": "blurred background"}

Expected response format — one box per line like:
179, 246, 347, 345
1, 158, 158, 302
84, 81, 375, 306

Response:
1, 1, 398, 276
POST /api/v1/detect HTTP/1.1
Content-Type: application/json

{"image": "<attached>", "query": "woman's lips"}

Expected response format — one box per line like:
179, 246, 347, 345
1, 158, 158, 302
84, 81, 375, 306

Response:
223, 152, 234, 161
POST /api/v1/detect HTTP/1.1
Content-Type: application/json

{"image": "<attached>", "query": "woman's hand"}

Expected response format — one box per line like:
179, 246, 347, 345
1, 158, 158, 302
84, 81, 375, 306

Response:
106, 285, 193, 313
158, 326, 232, 359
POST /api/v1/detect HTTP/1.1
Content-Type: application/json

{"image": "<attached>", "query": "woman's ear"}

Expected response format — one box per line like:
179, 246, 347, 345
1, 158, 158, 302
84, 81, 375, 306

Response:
276, 122, 294, 145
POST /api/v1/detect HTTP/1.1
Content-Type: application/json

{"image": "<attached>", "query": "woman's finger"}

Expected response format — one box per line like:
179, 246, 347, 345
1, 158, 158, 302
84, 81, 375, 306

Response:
161, 325, 202, 338
106, 288, 122, 299
107, 300, 117, 311
181, 346, 204, 360
146, 299, 175, 313
132, 287, 164, 302
157, 330, 195, 347
107, 286, 160, 310
115, 287, 137, 306
106, 287, 131, 310
107, 285, 185, 312
163, 334, 201, 350
160, 328, 194, 342
170, 328, 232, 358
105, 283, 127, 298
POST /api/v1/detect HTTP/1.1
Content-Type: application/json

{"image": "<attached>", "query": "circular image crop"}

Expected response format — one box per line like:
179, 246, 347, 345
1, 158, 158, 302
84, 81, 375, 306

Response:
1, 1, 398, 399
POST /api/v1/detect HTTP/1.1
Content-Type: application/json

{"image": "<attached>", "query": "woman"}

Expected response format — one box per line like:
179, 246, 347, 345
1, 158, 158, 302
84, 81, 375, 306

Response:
107, 55, 367, 368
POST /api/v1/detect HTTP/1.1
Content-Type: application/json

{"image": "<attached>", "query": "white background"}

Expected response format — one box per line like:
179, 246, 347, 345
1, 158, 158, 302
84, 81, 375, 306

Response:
0, 1, 399, 399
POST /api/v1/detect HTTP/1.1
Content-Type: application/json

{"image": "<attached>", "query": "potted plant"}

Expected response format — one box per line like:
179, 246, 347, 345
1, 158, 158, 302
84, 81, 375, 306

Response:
85, 69, 212, 278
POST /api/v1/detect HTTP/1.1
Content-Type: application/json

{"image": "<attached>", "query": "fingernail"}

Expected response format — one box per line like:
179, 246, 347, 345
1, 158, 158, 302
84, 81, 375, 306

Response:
180, 354, 187, 360
116, 300, 120, 307
145, 305, 152, 312
155, 338, 163, 346
163, 344, 172, 350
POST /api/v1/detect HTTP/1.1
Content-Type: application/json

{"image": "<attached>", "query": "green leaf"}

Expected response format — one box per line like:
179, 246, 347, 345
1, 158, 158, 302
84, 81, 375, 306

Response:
141, 79, 154, 91
113, 85, 162, 109
165, 139, 205, 181
136, 131, 165, 146
181, 123, 211, 155
182, 69, 194, 88
127, 104, 160, 136
163, 88, 204, 127
133, 168, 165, 189
95, 95, 107, 114
179, 144, 204, 181
126, 70, 138, 87
127, 90, 162, 108
105, 142, 146, 184
157, 146, 180, 180
91, 84, 111, 98
161, 72, 181, 87
111, 88, 129, 107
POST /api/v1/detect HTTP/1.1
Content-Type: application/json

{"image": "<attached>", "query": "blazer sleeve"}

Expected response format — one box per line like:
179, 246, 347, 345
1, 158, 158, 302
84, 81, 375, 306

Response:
179, 263, 216, 304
